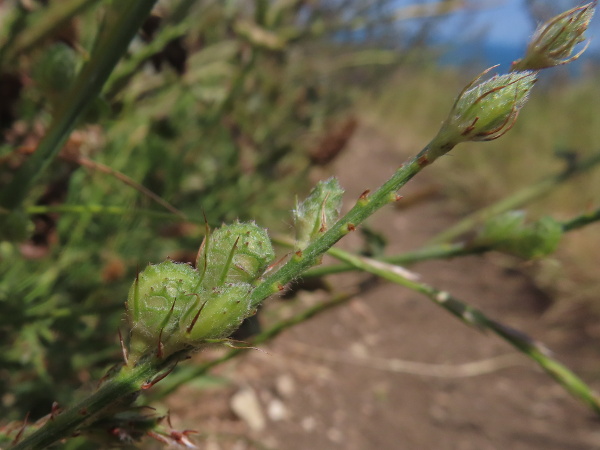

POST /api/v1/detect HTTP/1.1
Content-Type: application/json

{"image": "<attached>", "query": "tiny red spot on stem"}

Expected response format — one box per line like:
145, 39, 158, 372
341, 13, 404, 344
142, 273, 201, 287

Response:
418, 155, 429, 167
359, 189, 370, 200
347, 223, 356, 232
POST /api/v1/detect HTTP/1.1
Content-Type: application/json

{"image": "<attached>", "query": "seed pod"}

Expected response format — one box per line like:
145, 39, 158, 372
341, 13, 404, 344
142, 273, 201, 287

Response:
126, 261, 201, 362
294, 178, 344, 250
472, 211, 563, 259
184, 283, 254, 342
196, 222, 274, 289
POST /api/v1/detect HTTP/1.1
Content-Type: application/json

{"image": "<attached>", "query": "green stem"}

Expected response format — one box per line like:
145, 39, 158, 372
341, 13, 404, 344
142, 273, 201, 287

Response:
303, 242, 484, 277
1, 0, 100, 64
327, 246, 600, 416
16, 204, 180, 220
250, 145, 437, 308
428, 152, 600, 244
104, 22, 190, 99
11, 354, 180, 450
561, 207, 600, 232
301, 205, 600, 278
0, 0, 158, 211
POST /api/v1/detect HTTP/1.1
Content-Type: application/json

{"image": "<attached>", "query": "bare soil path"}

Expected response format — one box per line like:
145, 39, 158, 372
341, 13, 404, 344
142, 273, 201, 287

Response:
167, 124, 600, 450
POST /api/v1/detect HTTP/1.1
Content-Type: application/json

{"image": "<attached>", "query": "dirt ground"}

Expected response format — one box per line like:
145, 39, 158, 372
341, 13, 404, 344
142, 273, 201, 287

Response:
165, 124, 600, 450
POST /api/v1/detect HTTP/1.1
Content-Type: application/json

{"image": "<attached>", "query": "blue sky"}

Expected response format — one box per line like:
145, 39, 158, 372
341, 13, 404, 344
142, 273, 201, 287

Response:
396, 1, 599, 68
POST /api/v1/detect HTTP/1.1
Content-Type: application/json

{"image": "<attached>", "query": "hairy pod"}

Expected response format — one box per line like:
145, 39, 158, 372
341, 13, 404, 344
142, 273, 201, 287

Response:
184, 283, 254, 342
126, 261, 202, 362
294, 178, 344, 250
472, 211, 562, 259
196, 222, 275, 289
126, 223, 274, 362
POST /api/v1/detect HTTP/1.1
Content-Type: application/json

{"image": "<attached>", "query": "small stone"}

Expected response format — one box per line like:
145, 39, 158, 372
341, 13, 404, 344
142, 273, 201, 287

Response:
231, 387, 266, 431
275, 374, 296, 398
267, 398, 288, 421
301, 416, 317, 432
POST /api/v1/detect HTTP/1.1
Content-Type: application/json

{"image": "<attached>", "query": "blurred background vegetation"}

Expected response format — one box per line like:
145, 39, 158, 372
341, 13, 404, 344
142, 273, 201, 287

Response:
0, 0, 599, 447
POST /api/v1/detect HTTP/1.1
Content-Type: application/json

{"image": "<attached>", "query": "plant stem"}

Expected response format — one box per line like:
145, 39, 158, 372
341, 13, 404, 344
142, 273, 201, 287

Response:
1, 0, 100, 64
326, 246, 600, 415
561, 207, 600, 232
0, 0, 158, 211
11, 355, 180, 450
250, 145, 436, 309
302, 242, 484, 278
427, 152, 600, 244
22, 204, 180, 221
300, 204, 600, 277
104, 22, 190, 99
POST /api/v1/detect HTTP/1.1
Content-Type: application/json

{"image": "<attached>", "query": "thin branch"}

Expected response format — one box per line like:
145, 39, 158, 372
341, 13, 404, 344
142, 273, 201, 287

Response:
326, 246, 600, 415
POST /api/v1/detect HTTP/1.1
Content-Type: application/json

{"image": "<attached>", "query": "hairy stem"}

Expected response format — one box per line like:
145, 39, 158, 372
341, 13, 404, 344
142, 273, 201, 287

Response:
250, 145, 438, 308
300, 204, 600, 277
11, 355, 180, 450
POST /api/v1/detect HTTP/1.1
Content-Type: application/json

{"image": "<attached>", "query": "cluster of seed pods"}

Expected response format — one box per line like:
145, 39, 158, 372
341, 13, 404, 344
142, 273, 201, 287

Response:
126, 222, 274, 363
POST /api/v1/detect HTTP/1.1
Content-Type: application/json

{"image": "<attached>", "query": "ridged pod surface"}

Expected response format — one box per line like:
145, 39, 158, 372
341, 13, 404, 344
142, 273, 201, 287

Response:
196, 222, 275, 289
126, 223, 274, 363
126, 261, 201, 361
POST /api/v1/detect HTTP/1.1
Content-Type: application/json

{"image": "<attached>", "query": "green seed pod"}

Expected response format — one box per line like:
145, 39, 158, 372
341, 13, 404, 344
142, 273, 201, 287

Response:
196, 222, 274, 289
127, 224, 273, 362
516, 216, 563, 259
294, 178, 344, 250
126, 261, 202, 362
185, 283, 254, 342
473, 211, 563, 259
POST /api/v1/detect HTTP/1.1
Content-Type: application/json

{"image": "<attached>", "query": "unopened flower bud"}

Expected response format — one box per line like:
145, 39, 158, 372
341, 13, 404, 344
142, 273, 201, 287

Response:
512, 2, 596, 71
428, 68, 537, 156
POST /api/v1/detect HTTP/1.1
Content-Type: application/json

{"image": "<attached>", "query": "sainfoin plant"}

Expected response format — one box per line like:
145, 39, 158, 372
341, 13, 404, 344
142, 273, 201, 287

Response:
2, 1, 600, 448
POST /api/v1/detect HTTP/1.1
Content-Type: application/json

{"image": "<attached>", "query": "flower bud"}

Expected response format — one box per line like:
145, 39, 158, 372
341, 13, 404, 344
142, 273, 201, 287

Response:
429, 68, 537, 154
512, 2, 595, 71
294, 178, 344, 250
